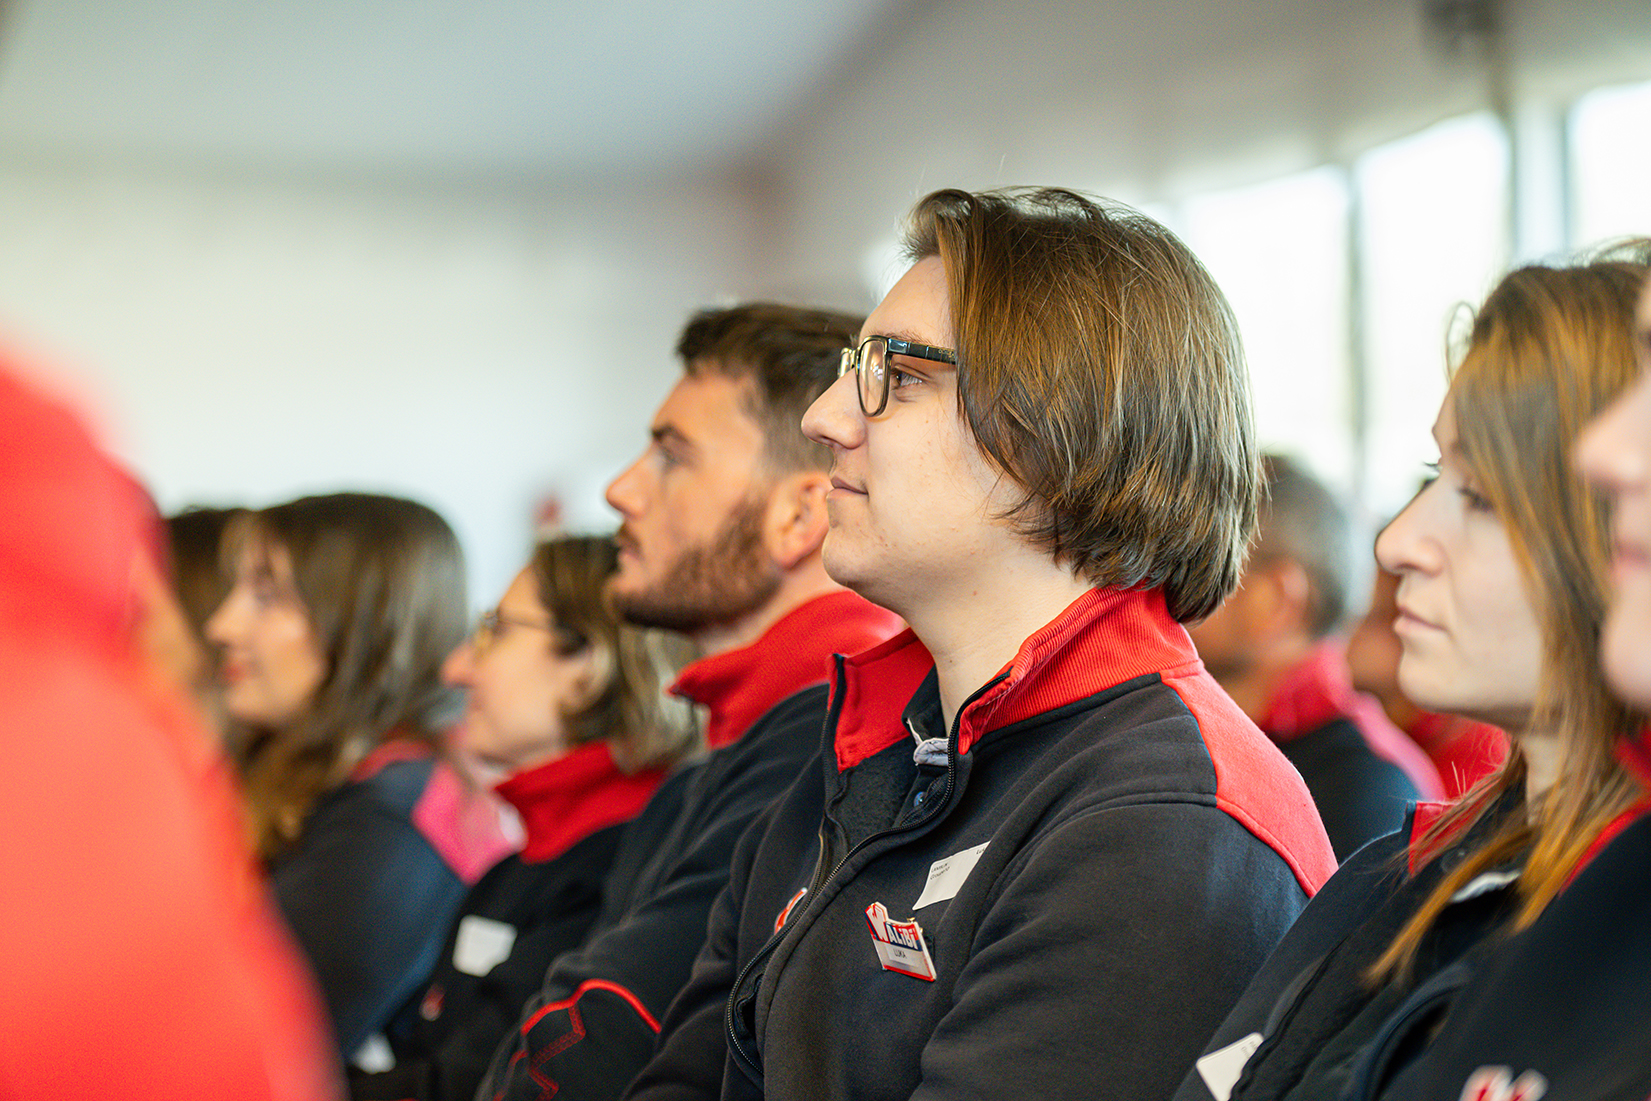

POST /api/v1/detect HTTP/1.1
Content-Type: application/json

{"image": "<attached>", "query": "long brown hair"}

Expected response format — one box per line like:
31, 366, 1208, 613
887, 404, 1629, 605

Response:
1372, 244, 1651, 980
529, 535, 699, 772
229, 493, 469, 859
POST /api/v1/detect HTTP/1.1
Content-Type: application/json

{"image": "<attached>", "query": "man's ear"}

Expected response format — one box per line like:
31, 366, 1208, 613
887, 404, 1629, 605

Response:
764, 471, 831, 570
1254, 557, 1312, 640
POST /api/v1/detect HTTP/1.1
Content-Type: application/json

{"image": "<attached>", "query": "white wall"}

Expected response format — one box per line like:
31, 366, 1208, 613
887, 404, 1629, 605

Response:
1, 0, 1646, 609
0, 157, 793, 606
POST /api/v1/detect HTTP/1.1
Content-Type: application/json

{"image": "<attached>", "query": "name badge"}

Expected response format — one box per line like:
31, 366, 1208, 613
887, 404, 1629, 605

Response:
453, 915, 517, 976
866, 901, 937, 981
913, 841, 989, 910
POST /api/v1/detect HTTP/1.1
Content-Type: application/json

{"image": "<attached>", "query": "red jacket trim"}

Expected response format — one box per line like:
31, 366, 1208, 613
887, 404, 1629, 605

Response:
672, 590, 903, 750
1564, 731, 1651, 887
499, 980, 666, 1101
493, 741, 665, 865
517, 977, 662, 1036
829, 586, 1337, 894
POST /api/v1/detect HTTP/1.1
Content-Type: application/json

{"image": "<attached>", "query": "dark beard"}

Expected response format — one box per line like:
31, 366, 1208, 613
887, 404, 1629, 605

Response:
611, 497, 781, 635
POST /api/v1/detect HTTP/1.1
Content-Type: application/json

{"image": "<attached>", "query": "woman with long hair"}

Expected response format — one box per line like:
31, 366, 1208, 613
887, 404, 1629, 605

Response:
1176, 246, 1651, 1101
207, 492, 513, 1060
353, 534, 698, 1101
1356, 272, 1651, 1101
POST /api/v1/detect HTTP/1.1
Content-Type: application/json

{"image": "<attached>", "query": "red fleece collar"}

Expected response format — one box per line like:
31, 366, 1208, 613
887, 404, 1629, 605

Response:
671, 590, 904, 750
1264, 642, 1444, 801
831, 587, 1198, 772
1563, 730, 1651, 885
1263, 643, 1371, 737
493, 741, 664, 865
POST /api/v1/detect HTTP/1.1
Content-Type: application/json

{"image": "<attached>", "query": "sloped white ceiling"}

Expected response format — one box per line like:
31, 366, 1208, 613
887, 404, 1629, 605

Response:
0, 0, 903, 177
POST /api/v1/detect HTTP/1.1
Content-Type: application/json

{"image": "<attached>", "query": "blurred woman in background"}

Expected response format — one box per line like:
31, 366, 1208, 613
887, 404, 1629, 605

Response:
354, 533, 698, 1101
163, 504, 246, 732
1177, 246, 1650, 1101
207, 491, 513, 1061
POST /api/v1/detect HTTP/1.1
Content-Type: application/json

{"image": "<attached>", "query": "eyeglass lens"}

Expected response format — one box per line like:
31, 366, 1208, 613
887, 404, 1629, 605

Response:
858, 337, 888, 416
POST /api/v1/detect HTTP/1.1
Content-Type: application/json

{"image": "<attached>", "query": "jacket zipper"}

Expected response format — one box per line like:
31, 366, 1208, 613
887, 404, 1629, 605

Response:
724, 671, 1005, 1083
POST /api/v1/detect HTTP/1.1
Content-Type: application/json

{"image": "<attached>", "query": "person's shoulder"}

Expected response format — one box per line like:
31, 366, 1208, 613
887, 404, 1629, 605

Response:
344, 742, 439, 810
713, 683, 830, 762
1283, 717, 1420, 793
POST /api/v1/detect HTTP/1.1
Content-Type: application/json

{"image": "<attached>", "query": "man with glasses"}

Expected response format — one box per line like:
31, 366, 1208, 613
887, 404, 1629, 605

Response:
624, 189, 1337, 1101
357, 304, 902, 1101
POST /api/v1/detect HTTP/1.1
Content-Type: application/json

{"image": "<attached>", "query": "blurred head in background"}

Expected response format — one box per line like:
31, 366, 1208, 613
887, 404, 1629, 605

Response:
207, 492, 468, 857
442, 533, 698, 777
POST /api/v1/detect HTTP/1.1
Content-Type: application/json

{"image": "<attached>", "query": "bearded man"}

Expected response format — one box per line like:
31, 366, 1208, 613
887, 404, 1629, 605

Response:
353, 305, 902, 1101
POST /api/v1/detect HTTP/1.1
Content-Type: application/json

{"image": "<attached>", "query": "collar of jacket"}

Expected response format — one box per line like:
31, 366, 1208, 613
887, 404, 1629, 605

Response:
1263, 641, 1444, 800
1559, 729, 1651, 886
494, 740, 665, 864
828, 586, 1197, 772
671, 589, 904, 750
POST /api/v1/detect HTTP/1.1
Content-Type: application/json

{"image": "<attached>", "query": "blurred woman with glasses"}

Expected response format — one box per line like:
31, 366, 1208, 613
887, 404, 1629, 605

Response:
1176, 245, 1651, 1101
208, 492, 514, 1062
351, 533, 697, 1101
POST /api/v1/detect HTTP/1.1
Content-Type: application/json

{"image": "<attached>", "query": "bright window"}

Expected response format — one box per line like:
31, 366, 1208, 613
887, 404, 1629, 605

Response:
1355, 113, 1510, 517
1180, 168, 1353, 494
1570, 80, 1651, 247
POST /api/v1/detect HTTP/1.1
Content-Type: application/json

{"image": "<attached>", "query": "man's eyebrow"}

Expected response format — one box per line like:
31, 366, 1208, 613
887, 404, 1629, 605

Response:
862, 328, 945, 348
651, 424, 697, 455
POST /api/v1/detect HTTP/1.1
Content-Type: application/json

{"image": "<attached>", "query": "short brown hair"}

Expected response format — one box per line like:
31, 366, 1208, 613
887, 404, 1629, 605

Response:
904, 187, 1258, 622
678, 303, 864, 477
1254, 454, 1352, 639
529, 535, 699, 772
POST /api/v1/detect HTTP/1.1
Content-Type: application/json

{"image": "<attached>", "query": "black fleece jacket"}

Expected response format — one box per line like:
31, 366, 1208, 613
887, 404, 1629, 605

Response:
475, 592, 902, 1101
627, 588, 1337, 1101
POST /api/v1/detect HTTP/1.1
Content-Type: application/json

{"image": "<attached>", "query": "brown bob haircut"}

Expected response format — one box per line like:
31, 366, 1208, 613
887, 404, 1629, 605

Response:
1372, 243, 1651, 981
528, 534, 699, 773
229, 492, 469, 858
677, 303, 864, 478
903, 187, 1258, 623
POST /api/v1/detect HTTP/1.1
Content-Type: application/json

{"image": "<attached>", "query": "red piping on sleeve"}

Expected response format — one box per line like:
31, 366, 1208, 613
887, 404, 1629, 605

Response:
498, 980, 664, 1101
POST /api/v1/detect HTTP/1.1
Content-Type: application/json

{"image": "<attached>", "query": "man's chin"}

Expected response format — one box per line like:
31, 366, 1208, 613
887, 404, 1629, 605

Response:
605, 571, 650, 606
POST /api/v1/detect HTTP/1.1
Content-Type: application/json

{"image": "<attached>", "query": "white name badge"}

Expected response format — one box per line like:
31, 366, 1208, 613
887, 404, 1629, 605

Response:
866, 901, 937, 981
452, 915, 517, 976
1195, 1032, 1263, 1101
912, 841, 990, 910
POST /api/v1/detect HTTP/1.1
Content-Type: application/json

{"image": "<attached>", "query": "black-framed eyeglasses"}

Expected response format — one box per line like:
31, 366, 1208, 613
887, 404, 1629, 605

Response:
472, 609, 584, 657
838, 336, 957, 417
